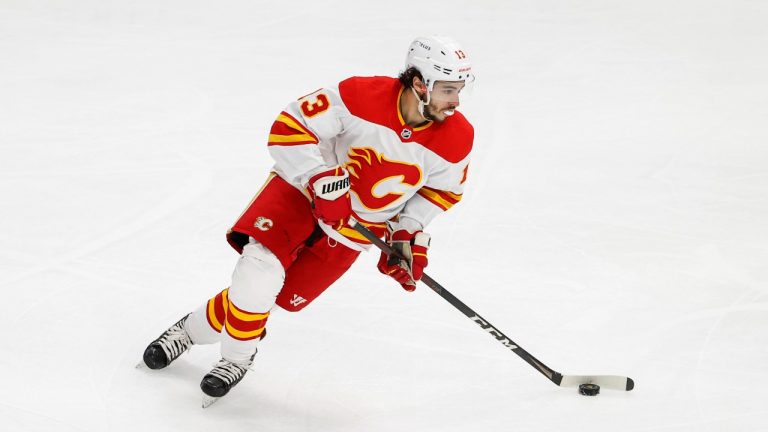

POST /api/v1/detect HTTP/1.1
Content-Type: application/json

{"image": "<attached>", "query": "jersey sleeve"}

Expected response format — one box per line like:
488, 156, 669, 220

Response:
398, 160, 470, 231
267, 86, 349, 187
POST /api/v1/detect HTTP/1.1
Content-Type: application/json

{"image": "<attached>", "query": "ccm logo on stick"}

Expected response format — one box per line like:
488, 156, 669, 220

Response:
471, 315, 518, 349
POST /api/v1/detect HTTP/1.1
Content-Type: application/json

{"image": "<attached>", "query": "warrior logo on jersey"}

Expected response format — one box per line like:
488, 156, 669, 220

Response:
344, 147, 422, 211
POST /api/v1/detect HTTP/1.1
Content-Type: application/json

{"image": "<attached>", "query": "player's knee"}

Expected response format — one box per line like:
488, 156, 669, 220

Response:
229, 243, 285, 312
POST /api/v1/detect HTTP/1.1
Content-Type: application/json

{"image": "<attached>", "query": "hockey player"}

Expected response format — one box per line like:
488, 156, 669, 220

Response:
141, 35, 475, 406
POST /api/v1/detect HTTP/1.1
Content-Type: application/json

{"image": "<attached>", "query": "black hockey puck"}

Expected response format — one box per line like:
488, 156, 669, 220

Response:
578, 383, 600, 396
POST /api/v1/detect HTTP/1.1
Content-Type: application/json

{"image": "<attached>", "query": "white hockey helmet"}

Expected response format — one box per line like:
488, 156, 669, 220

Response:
404, 35, 474, 92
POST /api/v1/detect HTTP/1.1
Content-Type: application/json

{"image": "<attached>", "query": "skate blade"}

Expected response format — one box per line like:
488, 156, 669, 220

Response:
202, 394, 220, 408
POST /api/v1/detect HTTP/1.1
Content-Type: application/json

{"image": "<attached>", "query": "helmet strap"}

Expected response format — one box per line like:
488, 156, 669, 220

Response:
411, 86, 432, 121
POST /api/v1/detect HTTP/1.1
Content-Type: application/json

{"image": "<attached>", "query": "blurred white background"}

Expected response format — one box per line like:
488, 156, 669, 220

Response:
1, 1, 767, 431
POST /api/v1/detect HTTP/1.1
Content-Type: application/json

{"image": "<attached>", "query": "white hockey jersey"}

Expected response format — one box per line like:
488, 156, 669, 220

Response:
267, 76, 473, 251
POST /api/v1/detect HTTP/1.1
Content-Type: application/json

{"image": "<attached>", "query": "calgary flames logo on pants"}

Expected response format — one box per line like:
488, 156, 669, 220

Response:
344, 147, 422, 211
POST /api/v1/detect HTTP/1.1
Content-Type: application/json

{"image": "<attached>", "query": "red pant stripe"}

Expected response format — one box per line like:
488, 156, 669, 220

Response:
205, 288, 229, 332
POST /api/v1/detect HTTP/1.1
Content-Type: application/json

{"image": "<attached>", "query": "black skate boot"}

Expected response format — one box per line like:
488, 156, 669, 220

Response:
142, 314, 194, 369
200, 352, 255, 407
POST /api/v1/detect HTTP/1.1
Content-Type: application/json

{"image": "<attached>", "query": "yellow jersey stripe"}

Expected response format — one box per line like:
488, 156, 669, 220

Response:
268, 134, 317, 143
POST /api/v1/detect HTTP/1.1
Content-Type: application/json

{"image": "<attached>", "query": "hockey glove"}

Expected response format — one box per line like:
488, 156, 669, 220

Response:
377, 228, 431, 292
308, 167, 352, 231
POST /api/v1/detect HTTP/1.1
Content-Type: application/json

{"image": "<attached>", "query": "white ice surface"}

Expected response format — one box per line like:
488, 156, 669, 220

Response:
2, 1, 767, 431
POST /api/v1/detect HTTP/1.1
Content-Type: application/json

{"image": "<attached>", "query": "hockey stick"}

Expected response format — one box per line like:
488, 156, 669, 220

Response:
351, 221, 634, 392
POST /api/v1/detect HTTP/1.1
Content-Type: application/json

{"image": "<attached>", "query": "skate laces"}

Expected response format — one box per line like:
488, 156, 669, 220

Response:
157, 319, 192, 361
208, 359, 252, 384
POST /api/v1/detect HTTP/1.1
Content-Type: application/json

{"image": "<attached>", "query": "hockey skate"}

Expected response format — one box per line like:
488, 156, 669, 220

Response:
200, 353, 255, 408
140, 314, 193, 370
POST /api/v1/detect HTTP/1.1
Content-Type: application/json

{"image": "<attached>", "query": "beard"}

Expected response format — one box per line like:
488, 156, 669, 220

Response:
422, 102, 456, 123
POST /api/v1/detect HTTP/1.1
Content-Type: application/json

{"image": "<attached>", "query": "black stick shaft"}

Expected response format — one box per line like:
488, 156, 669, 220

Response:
352, 222, 564, 386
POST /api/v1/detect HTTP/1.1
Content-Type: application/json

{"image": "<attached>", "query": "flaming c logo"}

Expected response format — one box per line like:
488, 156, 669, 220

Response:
344, 147, 422, 211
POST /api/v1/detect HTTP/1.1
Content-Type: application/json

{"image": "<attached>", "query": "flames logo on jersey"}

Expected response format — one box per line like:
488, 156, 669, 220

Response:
344, 147, 422, 211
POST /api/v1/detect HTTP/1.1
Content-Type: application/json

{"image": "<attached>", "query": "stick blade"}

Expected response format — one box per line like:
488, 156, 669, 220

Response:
559, 375, 634, 391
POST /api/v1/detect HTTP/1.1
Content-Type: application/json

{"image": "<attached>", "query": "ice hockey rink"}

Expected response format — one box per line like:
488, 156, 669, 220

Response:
2, 0, 767, 431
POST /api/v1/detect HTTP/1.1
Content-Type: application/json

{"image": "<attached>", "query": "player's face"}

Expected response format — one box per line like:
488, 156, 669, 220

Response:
424, 80, 465, 122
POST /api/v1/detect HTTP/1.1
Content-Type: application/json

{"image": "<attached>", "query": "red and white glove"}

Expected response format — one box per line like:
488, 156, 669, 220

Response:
377, 228, 431, 292
307, 167, 352, 230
